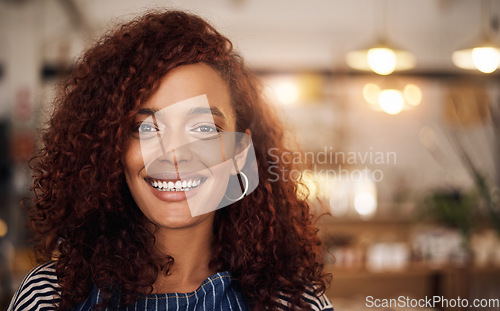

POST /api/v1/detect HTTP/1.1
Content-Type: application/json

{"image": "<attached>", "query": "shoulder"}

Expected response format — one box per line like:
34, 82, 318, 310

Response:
299, 289, 333, 311
7, 261, 61, 311
276, 287, 334, 311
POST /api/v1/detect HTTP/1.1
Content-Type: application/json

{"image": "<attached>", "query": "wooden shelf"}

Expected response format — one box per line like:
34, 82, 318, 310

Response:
326, 265, 435, 278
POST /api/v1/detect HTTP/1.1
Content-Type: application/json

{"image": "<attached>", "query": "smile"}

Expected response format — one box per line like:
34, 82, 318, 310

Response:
145, 177, 206, 192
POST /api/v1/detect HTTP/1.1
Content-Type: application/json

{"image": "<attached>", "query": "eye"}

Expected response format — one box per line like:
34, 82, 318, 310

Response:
191, 123, 222, 139
137, 123, 158, 133
133, 122, 160, 140
194, 125, 218, 133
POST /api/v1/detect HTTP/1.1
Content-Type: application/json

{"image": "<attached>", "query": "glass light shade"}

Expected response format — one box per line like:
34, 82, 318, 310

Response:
346, 43, 416, 75
403, 84, 422, 106
274, 80, 299, 104
362, 83, 381, 106
452, 44, 500, 74
378, 89, 405, 115
367, 48, 397, 75
363, 83, 422, 115
353, 175, 377, 220
354, 192, 377, 216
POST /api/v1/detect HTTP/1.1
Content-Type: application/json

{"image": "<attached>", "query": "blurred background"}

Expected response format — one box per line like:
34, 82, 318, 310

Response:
1, 0, 500, 310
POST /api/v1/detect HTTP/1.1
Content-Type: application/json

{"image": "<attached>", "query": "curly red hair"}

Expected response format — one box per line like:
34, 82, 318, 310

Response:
29, 10, 329, 310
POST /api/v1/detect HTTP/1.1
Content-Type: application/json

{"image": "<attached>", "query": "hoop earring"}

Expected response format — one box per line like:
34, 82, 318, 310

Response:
224, 172, 249, 202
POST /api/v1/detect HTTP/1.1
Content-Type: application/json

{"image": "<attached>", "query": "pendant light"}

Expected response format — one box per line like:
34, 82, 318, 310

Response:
362, 81, 422, 115
346, 0, 416, 75
452, 0, 500, 74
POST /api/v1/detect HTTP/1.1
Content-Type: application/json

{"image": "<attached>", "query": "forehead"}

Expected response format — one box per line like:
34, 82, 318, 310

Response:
145, 63, 234, 119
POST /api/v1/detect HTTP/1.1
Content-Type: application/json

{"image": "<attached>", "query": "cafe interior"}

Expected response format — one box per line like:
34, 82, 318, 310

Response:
0, 0, 500, 310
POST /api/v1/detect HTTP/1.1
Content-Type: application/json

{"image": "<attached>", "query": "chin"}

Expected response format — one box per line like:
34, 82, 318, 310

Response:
150, 209, 214, 230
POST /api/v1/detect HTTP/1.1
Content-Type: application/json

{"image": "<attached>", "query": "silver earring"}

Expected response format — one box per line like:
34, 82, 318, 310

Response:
224, 172, 249, 202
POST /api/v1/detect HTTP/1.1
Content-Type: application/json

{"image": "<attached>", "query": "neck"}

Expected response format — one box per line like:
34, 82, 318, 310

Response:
152, 214, 216, 293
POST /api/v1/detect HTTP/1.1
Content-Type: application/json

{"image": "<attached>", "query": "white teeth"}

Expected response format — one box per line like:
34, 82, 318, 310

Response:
149, 178, 203, 191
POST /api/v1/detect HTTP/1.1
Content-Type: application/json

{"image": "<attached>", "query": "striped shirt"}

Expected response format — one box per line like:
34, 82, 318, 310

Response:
7, 261, 334, 310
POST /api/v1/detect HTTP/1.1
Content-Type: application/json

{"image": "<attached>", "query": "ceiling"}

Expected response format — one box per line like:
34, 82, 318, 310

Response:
3, 0, 500, 74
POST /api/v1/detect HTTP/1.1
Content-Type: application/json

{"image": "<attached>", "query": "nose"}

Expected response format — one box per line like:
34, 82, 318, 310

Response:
155, 131, 193, 166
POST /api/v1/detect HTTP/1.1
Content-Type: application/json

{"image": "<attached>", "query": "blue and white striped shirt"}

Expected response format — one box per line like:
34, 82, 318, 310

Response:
7, 261, 334, 310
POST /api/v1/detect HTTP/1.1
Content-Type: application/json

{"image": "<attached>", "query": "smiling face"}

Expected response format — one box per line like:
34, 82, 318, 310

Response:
123, 63, 237, 229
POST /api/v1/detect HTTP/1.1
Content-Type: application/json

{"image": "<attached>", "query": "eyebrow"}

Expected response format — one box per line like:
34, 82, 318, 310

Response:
137, 106, 226, 119
138, 108, 158, 115
188, 106, 226, 119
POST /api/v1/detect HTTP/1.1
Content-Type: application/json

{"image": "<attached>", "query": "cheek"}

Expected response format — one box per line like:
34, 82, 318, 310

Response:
123, 141, 144, 179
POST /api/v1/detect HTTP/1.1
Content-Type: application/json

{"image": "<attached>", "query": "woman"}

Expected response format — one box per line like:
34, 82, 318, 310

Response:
8, 10, 333, 311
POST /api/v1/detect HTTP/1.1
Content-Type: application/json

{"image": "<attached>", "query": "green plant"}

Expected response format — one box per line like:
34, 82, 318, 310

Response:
422, 189, 477, 238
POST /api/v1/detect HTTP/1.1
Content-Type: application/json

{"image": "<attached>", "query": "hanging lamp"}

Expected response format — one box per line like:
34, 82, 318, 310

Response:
346, 39, 416, 75
346, 1, 416, 75
452, 0, 500, 74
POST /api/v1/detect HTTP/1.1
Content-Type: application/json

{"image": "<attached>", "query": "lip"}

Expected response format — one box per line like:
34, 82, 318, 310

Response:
145, 173, 207, 203
148, 172, 207, 180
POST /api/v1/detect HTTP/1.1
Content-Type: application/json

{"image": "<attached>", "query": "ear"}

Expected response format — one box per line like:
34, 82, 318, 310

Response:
230, 129, 252, 175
